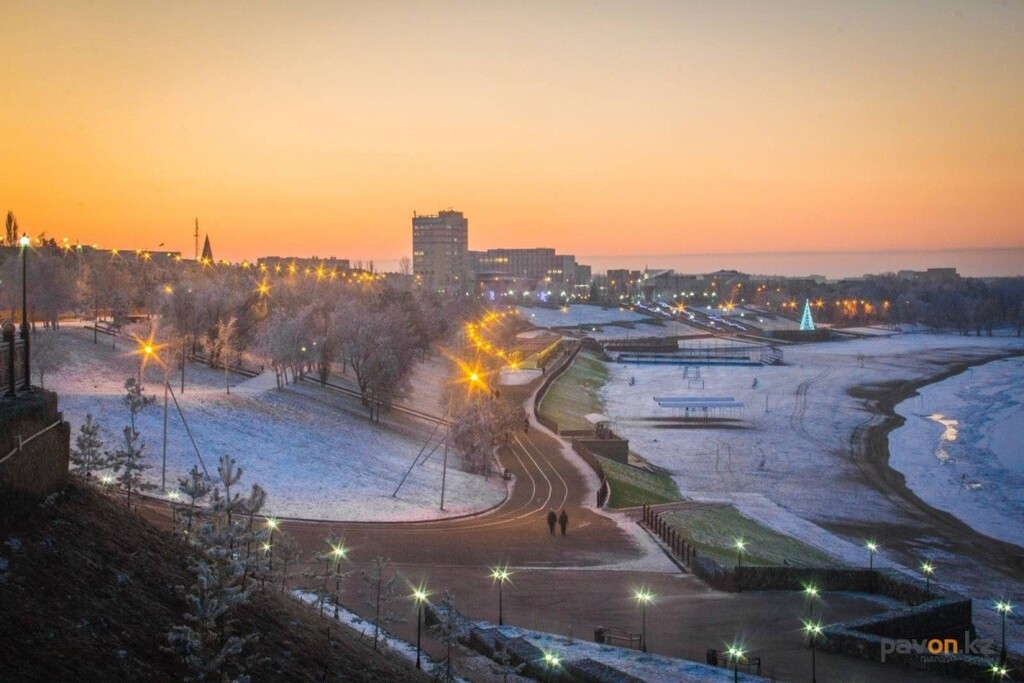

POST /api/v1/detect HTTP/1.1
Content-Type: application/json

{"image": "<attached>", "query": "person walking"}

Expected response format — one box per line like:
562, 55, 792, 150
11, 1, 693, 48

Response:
558, 509, 568, 536
546, 510, 557, 535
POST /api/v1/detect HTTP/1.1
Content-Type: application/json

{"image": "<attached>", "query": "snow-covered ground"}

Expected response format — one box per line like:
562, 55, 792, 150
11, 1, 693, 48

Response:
890, 356, 1024, 547
49, 328, 505, 521
587, 320, 708, 340
601, 332, 1024, 650
518, 304, 649, 329
488, 625, 767, 682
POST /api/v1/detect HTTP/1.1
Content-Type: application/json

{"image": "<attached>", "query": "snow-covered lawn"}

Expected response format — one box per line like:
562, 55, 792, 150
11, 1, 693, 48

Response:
891, 356, 1024, 547
49, 328, 506, 521
517, 304, 650, 329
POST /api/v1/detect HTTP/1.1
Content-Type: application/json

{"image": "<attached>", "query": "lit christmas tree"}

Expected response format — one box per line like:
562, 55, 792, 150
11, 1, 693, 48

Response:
799, 299, 816, 331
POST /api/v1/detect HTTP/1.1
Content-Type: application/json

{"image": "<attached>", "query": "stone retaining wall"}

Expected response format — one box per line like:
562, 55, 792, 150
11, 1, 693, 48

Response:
0, 390, 70, 532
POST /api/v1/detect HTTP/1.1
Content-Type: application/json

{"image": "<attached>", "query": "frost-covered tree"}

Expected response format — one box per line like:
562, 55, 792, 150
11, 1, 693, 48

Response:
31, 329, 68, 389
430, 591, 462, 683
106, 426, 155, 510
177, 466, 212, 536
166, 456, 267, 681
202, 316, 239, 394
272, 529, 301, 595
360, 556, 406, 652
70, 414, 105, 476
123, 377, 155, 433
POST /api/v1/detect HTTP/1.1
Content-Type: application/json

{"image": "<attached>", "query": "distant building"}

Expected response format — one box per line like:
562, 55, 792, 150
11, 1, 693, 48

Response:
896, 267, 959, 282
412, 210, 469, 293
257, 255, 352, 275
468, 247, 588, 286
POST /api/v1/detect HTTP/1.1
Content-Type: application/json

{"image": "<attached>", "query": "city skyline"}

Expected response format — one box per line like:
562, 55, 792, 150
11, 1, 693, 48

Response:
2, 1, 1022, 264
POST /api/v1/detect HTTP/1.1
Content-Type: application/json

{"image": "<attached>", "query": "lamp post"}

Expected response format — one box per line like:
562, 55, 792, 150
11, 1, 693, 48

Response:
634, 589, 654, 653
19, 234, 30, 390
542, 652, 561, 683
990, 663, 1009, 679
995, 600, 1013, 665
491, 566, 511, 626
726, 644, 746, 683
866, 540, 878, 570
265, 518, 279, 574
735, 539, 746, 591
331, 542, 347, 618
803, 583, 820, 620
921, 562, 935, 599
412, 587, 429, 670
802, 620, 822, 683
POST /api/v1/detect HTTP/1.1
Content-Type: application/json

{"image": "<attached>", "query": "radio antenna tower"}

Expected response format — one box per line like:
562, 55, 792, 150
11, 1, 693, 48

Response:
194, 219, 199, 260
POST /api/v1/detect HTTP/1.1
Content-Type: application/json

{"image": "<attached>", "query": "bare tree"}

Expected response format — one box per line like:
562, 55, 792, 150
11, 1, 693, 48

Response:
30, 329, 68, 389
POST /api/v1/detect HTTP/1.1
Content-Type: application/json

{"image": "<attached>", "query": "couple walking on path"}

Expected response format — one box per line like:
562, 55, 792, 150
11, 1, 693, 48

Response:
546, 509, 568, 536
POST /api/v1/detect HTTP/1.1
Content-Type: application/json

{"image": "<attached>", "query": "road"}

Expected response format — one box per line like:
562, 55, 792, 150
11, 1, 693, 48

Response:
139, 367, 956, 683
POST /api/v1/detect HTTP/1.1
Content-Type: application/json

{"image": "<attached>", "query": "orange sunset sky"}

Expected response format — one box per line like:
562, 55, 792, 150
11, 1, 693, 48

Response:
1, 1, 1022, 265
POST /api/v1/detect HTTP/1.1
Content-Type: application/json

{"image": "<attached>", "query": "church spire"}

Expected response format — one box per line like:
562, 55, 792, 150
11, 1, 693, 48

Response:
200, 234, 214, 264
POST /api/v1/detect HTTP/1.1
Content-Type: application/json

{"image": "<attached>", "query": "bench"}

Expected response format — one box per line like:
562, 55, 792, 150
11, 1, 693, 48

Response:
594, 627, 642, 649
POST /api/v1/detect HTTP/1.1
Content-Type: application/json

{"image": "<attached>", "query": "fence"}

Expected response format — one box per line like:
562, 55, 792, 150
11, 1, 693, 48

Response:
571, 439, 610, 508
640, 504, 701, 571
1, 335, 28, 396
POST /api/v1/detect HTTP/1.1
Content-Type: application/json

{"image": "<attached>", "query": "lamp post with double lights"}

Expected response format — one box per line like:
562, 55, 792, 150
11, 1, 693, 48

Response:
726, 644, 746, 683
802, 620, 823, 683
995, 600, 1013, 665
491, 566, 511, 626
803, 583, 820, 620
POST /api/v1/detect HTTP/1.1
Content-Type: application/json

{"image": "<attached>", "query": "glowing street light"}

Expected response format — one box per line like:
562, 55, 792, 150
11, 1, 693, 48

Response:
330, 542, 347, 618
802, 620, 823, 683
411, 585, 430, 669
995, 600, 1013, 664
990, 663, 1010, 679
726, 643, 746, 683
542, 652, 561, 682
634, 589, 654, 653
490, 566, 511, 626
803, 583, 820, 619
734, 539, 746, 569
921, 561, 935, 598
265, 518, 279, 573
866, 540, 878, 570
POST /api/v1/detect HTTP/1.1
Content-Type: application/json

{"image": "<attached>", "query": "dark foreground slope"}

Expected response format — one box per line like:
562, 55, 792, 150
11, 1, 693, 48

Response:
0, 482, 428, 682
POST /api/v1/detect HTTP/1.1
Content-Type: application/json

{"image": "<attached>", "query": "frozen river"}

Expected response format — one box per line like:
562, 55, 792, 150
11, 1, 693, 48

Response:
890, 355, 1024, 547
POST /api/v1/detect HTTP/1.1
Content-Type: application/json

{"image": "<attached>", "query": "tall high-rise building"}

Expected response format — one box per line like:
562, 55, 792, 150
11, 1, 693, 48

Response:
412, 210, 468, 293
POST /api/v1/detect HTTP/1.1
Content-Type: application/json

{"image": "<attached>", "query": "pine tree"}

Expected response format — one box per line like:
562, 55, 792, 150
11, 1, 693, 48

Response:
360, 556, 406, 652
166, 456, 267, 681
430, 591, 462, 683
70, 414, 105, 476
106, 426, 155, 510
272, 529, 302, 595
123, 377, 155, 433
177, 466, 211, 536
